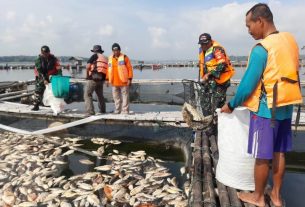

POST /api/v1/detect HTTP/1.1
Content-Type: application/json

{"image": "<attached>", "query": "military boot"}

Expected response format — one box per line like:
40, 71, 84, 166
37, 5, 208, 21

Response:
31, 104, 39, 111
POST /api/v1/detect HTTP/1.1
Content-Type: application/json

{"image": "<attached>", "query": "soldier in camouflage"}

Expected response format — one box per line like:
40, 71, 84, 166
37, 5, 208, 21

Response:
32, 46, 61, 111
198, 33, 235, 115
198, 33, 235, 135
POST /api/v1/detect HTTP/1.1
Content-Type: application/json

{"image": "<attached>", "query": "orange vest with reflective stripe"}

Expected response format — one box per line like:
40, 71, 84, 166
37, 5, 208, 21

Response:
89, 53, 108, 75
108, 53, 129, 84
199, 41, 235, 84
243, 32, 302, 112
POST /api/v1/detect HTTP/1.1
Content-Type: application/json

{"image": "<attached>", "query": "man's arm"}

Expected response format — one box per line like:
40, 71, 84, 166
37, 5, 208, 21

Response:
34, 56, 43, 75
125, 56, 133, 85
221, 45, 267, 112
86, 54, 97, 79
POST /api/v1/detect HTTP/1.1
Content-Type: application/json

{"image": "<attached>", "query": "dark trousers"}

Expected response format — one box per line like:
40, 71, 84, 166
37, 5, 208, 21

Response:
84, 80, 106, 114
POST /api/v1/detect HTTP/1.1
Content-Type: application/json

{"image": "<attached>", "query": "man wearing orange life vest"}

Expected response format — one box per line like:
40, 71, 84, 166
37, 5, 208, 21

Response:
84, 45, 108, 115
106, 43, 133, 114
221, 4, 302, 207
198, 33, 235, 114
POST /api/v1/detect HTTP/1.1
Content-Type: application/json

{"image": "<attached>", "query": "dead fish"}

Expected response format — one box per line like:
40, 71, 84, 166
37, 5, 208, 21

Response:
79, 159, 94, 165
18, 202, 38, 207
61, 150, 75, 156
87, 194, 100, 206
60, 201, 72, 207
130, 185, 145, 196
53, 160, 67, 165
180, 166, 186, 175
111, 140, 121, 145
77, 182, 93, 191
94, 165, 112, 171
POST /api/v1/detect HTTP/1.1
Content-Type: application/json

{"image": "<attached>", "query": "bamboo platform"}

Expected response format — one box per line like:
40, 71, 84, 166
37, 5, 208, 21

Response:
191, 130, 275, 207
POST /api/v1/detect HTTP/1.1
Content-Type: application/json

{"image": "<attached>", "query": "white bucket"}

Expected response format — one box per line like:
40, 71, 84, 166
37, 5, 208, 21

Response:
216, 107, 255, 191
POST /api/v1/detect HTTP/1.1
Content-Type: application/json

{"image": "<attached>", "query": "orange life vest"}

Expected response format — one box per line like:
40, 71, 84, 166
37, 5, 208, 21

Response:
108, 53, 129, 84
199, 41, 235, 84
243, 32, 302, 112
89, 53, 108, 76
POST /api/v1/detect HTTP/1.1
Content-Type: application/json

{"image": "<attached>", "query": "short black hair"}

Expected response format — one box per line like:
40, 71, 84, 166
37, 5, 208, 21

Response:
246, 3, 273, 23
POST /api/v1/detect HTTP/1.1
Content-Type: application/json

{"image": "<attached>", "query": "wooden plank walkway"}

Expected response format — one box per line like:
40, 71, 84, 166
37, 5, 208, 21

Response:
0, 101, 187, 127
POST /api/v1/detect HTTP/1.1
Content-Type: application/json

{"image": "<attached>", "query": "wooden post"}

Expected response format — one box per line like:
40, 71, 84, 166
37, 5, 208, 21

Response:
209, 135, 231, 207
202, 133, 217, 207
192, 130, 203, 207
0, 92, 34, 101
227, 187, 242, 207
0, 90, 34, 99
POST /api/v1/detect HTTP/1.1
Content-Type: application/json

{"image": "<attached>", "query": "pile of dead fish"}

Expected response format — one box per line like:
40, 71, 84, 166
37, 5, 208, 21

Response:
0, 132, 189, 207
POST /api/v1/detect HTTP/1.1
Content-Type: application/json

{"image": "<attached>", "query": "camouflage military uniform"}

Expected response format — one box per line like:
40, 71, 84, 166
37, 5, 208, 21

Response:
201, 58, 230, 116
200, 48, 231, 136
33, 55, 61, 106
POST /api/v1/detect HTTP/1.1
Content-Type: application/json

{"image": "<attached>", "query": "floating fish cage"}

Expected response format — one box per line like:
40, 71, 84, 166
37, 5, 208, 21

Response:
1, 79, 305, 207
0, 108, 194, 207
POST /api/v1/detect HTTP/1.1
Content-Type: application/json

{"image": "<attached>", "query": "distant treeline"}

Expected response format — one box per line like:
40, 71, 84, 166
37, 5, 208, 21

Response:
0, 56, 88, 63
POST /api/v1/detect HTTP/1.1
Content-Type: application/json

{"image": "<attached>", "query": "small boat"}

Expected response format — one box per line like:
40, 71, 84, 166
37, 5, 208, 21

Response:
152, 64, 163, 70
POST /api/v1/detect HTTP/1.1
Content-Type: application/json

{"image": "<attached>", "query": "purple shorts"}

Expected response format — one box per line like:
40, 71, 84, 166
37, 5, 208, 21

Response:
248, 113, 292, 159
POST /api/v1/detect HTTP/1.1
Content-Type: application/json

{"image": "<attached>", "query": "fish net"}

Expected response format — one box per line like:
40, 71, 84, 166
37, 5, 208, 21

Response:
182, 79, 218, 117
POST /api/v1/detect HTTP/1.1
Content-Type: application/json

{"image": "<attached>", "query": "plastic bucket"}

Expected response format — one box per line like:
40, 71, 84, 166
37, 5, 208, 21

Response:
51, 75, 70, 98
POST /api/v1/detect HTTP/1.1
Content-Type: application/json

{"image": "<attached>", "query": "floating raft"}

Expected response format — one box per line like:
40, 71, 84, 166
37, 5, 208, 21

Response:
0, 101, 187, 128
191, 130, 276, 207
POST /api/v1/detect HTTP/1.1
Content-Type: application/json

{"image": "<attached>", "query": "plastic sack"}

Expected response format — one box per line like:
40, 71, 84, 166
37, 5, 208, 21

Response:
43, 84, 66, 115
216, 107, 255, 191
51, 75, 70, 98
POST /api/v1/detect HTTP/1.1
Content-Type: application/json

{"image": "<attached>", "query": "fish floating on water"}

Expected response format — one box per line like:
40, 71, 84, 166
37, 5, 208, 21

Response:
0, 131, 189, 207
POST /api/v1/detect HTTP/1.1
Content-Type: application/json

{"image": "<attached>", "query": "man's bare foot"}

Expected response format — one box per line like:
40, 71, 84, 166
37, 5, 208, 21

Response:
237, 192, 265, 207
267, 189, 283, 207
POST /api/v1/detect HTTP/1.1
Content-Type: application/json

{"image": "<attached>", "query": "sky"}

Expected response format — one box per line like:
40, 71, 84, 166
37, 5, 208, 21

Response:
0, 0, 304, 60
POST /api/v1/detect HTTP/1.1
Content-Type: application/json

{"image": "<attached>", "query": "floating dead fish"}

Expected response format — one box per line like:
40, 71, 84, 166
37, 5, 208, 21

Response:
17, 201, 38, 207
0, 131, 189, 207
79, 159, 94, 165
182, 102, 213, 129
53, 160, 67, 165
61, 149, 75, 156
94, 165, 112, 171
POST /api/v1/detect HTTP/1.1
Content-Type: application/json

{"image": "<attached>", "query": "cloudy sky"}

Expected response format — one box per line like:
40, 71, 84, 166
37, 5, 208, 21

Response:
0, 0, 304, 60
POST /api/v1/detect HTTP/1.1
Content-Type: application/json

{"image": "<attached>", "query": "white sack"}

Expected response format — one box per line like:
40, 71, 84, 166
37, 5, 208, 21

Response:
216, 107, 255, 191
43, 84, 66, 115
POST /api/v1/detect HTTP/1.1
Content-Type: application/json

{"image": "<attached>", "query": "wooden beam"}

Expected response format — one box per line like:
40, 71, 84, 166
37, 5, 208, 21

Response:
202, 132, 217, 207
192, 130, 203, 207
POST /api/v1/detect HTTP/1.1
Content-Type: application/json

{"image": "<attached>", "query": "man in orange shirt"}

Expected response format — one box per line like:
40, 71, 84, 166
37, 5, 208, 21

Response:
106, 43, 133, 114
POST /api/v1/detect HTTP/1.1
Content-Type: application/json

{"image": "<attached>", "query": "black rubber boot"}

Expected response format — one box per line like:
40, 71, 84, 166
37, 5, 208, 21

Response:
31, 104, 39, 111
